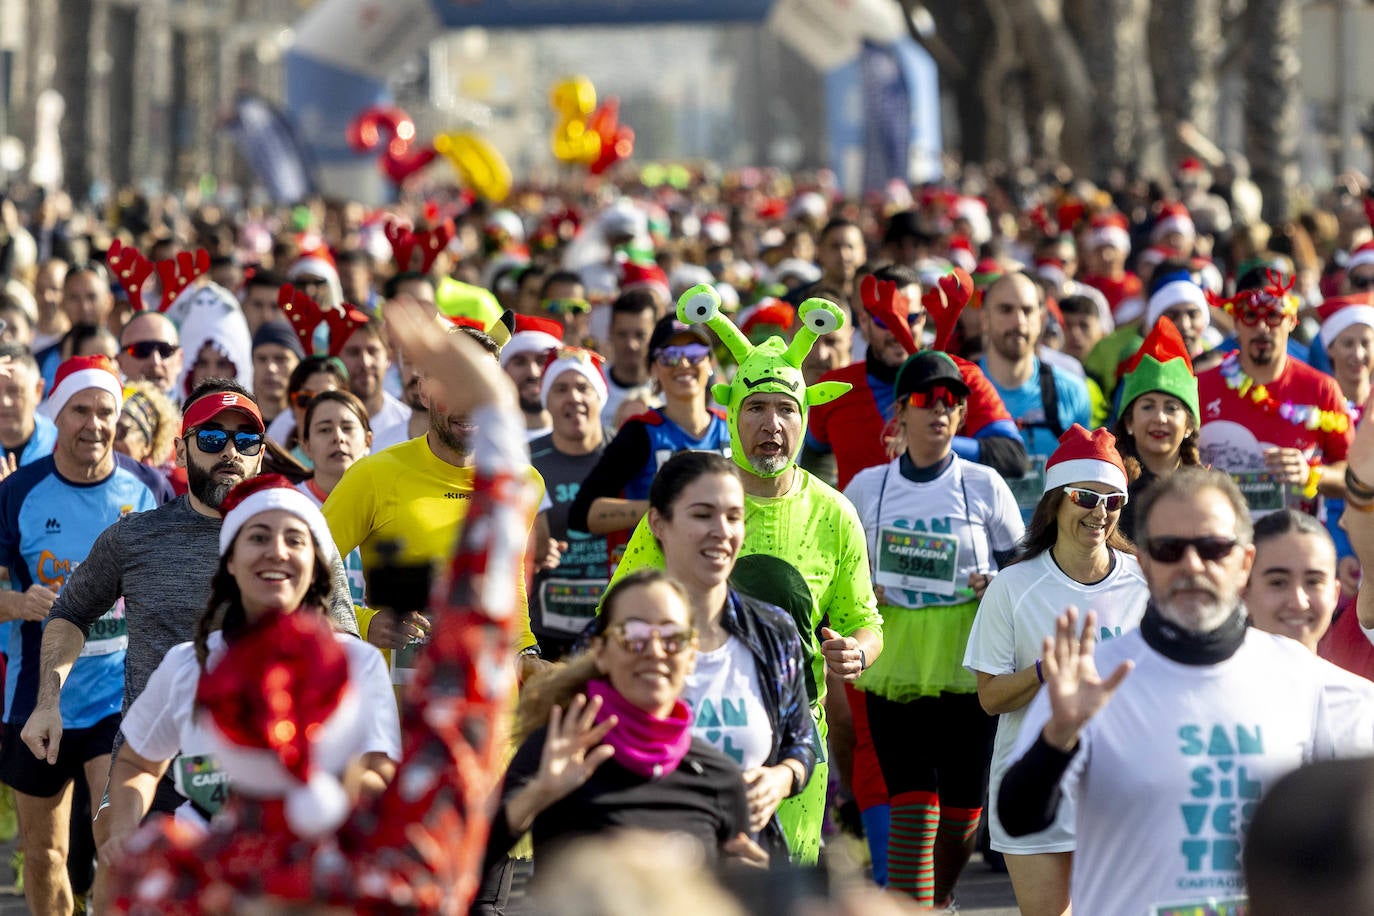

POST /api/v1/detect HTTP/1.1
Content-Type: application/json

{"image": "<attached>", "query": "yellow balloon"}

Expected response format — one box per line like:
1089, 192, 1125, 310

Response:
435, 132, 512, 203
549, 76, 600, 164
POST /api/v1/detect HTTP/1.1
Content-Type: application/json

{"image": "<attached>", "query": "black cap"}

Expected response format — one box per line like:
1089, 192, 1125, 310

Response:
893, 350, 969, 401
647, 314, 712, 361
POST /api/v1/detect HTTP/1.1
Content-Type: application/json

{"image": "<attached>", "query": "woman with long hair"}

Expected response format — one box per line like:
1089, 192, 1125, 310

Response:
484, 567, 761, 870
843, 350, 1025, 909
568, 316, 730, 543
647, 450, 815, 861
1110, 317, 1201, 541
964, 425, 1148, 916
98, 475, 399, 871
296, 389, 372, 605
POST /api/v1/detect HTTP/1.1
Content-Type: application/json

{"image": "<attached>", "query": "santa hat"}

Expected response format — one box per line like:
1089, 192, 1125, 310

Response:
621, 261, 671, 303
1087, 213, 1131, 253
789, 191, 829, 222
287, 248, 343, 313
770, 258, 822, 287
738, 299, 797, 339
195, 608, 362, 838
277, 284, 371, 359
1034, 257, 1067, 288
39, 355, 124, 420
1044, 425, 1129, 494
1347, 240, 1374, 274
700, 213, 731, 246
1318, 293, 1374, 349
218, 474, 339, 561
947, 236, 977, 273
1117, 317, 1199, 421
1152, 203, 1195, 243
540, 346, 608, 408
1146, 278, 1210, 331
500, 325, 563, 369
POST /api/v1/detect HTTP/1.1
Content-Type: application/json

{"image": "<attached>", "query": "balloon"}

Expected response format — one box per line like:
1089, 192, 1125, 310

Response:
434, 132, 512, 203
346, 105, 436, 186
586, 97, 634, 175
549, 76, 601, 165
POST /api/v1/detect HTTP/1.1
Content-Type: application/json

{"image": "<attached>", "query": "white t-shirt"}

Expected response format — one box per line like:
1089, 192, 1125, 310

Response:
963, 549, 1148, 853
371, 391, 413, 438
682, 635, 772, 772
121, 630, 400, 831
843, 457, 1024, 607
600, 370, 661, 428
1008, 627, 1374, 913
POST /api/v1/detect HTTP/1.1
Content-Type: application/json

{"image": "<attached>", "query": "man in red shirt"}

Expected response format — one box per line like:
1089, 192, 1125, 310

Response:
1199, 281, 1352, 517
807, 265, 1025, 492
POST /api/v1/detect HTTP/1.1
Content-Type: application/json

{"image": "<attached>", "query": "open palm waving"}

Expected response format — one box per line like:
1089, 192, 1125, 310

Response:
1040, 607, 1135, 752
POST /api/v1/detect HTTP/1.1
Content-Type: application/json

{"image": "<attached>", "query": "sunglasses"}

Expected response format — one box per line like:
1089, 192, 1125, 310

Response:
655, 343, 711, 367
607, 620, 696, 656
1063, 487, 1128, 512
188, 427, 266, 456
123, 341, 179, 360
1143, 535, 1239, 564
1236, 307, 1288, 329
290, 389, 324, 410
905, 386, 965, 410
872, 310, 926, 332
1350, 274, 1374, 291
543, 297, 591, 315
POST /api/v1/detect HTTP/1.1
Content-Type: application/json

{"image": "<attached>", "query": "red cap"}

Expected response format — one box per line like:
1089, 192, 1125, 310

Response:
181, 391, 265, 436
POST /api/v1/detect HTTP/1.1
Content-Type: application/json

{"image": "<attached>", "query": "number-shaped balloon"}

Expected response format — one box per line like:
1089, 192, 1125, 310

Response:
434, 132, 512, 203
586, 97, 635, 176
346, 105, 437, 186
549, 76, 601, 165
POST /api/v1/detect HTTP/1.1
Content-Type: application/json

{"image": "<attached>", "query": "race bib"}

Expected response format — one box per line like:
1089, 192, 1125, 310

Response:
175, 753, 228, 817
875, 528, 960, 597
538, 578, 607, 638
80, 603, 127, 657
1231, 471, 1284, 513
1150, 896, 1248, 916
1007, 455, 1048, 515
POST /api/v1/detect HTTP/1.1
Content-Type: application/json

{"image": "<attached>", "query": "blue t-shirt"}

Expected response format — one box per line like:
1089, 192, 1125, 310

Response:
0, 414, 59, 653
980, 358, 1093, 459
0, 454, 170, 728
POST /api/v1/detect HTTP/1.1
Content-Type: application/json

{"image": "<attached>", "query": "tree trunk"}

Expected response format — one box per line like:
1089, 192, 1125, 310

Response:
1004, 0, 1095, 175
1244, 0, 1301, 222
1151, 0, 1222, 167
1075, 0, 1154, 180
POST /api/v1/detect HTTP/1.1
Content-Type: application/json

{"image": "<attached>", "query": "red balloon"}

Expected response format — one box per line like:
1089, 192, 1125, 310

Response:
585, 98, 634, 175
346, 104, 434, 186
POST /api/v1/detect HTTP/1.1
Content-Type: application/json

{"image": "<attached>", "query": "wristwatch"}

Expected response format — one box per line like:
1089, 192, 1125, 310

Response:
858, 648, 868, 671
518, 644, 543, 658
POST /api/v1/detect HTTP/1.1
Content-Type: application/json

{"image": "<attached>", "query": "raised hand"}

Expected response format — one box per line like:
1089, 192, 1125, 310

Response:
1040, 607, 1133, 752
385, 297, 516, 416
531, 693, 618, 805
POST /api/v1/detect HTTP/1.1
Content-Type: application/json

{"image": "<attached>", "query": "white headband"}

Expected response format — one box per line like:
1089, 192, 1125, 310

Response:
219, 485, 340, 561
38, 368, 124, 420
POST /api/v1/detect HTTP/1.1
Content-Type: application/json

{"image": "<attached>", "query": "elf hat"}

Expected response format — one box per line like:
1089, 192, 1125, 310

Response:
1044, 424, 1129, 494
1318, 294, 1374, 349
1117, 316, 1200, 422
195, 608, 363, 839
38, 355, 124, 420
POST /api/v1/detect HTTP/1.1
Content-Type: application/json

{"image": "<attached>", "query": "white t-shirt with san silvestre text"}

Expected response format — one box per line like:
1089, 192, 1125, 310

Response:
963, 549, 1147, 853
843, 457, 1024, 609
682, 635, 772, 772
1008, 627, 1374, 914
121, 631, 400, 831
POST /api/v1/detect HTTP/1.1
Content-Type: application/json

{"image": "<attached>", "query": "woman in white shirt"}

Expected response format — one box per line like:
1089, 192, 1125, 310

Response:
98, 475, 399, 866
963, 424, 1148, 916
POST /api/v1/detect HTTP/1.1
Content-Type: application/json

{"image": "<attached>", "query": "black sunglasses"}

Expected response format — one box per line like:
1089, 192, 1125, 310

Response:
188, 427, 265, 456
1144, 536, 1239, 564
1350, 274, 1374, 291
123, 341, 179, 360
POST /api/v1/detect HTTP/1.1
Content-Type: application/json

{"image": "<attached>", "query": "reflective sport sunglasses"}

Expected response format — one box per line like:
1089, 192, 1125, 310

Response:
872, 310, 926, 332
905, 386, 965, 410
188, 427, 266, 456
1143, 535, 1239, 564
654, 343, 711, 367
607, 621, 696, 656
543, 297, 591, 315
123, 341, 179, 360
1063, 487, 1128, 512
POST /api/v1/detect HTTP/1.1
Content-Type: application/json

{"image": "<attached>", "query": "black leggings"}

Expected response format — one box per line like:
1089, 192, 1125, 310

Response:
865, 691, 996, 808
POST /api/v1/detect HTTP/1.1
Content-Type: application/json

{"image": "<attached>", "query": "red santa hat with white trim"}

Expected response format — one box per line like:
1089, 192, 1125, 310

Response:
1151, 203, 1195, 244
38, 355, 124, 420
1347, 240, 1374, 274
1043, 424, 1129, 494
1087, 213, 1131, 254
1318, 293, 1374, 349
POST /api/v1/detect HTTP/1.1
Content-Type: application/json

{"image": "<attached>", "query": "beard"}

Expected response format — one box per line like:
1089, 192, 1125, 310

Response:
430, 408, 473, 457
747, 453, 790, 477
518, 394, 543, 416
187, 456, 248, 509
1157, 575, 1237, 634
